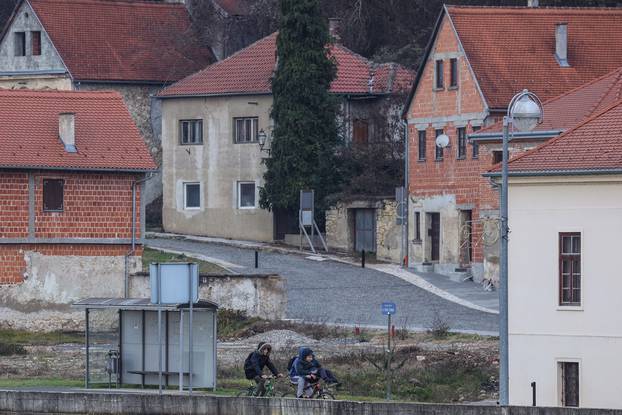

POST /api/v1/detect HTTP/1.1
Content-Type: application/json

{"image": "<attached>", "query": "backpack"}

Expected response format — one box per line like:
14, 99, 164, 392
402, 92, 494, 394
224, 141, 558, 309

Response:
243, 352, 255, 379
287, 356, 299, 377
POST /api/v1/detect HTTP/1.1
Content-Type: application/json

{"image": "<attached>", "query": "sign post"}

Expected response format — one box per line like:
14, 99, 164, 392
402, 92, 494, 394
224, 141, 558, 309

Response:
381, 302, 396, 400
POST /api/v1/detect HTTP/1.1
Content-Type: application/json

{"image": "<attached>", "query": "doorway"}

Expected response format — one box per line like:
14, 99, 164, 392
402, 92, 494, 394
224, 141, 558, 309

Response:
459, 210, 473, 266
354, 209, 376, 253
427, 212, 440, 261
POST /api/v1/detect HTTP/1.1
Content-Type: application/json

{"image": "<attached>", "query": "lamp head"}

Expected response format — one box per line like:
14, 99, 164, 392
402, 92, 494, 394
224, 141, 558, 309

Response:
258, 129, 267, 148
510, 90, 543, 132
435, 133, 450, 148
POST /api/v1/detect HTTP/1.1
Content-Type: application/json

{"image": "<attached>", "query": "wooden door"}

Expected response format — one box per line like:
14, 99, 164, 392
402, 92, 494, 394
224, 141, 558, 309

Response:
355, 209, 376, 253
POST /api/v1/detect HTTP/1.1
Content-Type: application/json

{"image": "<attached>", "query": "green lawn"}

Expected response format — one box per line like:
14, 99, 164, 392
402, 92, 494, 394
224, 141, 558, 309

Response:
142, 247, 229, 274
0, 329, 83, 346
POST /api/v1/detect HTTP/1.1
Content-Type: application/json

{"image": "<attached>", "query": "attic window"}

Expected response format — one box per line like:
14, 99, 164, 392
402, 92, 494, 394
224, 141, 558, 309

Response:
450, 58, 458, 88
43, 179, 64, 212
31, 31, 41, 56
435, 60, 444, 89
14, 32, 25, 56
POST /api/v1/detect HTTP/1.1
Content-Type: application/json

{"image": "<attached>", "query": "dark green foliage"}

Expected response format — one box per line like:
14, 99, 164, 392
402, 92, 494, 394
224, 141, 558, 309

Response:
260, 0, 340, 216
0, 342, 27, 356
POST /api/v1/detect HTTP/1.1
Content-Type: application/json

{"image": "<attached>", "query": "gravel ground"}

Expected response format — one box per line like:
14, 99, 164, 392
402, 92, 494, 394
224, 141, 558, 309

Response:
147, 237, 499, 333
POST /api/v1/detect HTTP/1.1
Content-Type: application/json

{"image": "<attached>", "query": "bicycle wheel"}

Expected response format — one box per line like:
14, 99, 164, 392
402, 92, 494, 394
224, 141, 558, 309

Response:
236, 387, 254, 397
281, 391, 295, 398
319, 391, 335, 400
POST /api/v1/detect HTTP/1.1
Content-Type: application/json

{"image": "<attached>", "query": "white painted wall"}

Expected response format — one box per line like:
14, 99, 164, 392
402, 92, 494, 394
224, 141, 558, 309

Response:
508, 176, 622, 409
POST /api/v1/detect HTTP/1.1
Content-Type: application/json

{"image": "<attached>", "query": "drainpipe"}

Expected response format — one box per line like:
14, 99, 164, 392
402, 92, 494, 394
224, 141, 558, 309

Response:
125, 173, 155, 298
402, 120, 409, 268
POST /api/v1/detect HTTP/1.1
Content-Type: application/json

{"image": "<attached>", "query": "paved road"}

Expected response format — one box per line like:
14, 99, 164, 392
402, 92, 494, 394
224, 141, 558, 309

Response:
146, 237, 499, 334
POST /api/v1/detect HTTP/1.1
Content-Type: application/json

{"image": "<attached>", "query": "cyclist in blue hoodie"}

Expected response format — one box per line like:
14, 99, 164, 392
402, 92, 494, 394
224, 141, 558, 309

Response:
289, 347, 317, 398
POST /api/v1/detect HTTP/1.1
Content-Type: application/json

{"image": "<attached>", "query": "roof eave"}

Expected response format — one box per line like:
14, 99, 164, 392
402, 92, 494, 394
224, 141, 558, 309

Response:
484, 168, 622, 178
0, 165, 158, 173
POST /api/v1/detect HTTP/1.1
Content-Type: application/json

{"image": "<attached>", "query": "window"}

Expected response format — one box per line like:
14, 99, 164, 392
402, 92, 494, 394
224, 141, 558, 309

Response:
435, 129, 444, 161
234, 117, 258, 143
43, 179, 63, 212
449, 58, 458, 88
457, 127, 466, 159
560, 362, 579, 407
31, 31, 41, 56
417, 130, 426, 161
238, 182, 256, 209
183, 183, 200, 209
472, 125, 480, 159
414, 211, 421, 242
435, 59, 444, 89
492, 150, 502, 165
180, 120, 203, 145
559, 233, 581, 306
353, 119, 369, 144
14, 32, 25, 56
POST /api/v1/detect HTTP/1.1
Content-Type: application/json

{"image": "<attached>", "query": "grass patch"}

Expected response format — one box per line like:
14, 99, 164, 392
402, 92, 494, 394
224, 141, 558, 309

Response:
0, 378, 83, 388
217, 309, 262, 339
0, 329, 83, 345
142, 247, 229, 274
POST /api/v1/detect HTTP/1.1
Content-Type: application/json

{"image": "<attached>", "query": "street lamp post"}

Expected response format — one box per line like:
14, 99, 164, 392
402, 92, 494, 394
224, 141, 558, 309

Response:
499, 89, 543, 406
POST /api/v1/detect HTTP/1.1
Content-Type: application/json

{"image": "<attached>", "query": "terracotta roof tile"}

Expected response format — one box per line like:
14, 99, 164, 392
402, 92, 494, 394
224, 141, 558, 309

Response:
477, 67, 622, 135
158, 32, 414, 97
0, 89, 157, 171
29, 0, 215, 82
448, 6, 622, 109
495, 98, 622, 174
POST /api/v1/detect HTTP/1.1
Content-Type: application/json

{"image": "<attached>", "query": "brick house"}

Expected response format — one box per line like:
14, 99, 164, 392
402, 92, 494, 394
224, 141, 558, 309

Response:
403, 5, 622, 283
0, 0, 214, 210
0, 89, 156, 330
157, 27, 412, 242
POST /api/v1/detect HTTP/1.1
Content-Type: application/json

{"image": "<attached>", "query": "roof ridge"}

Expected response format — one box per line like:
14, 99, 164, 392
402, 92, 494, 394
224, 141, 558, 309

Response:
29, 0, 187, 8
446, 4, 622, 11
502, 96, 622, 171
541, 67, 622, 106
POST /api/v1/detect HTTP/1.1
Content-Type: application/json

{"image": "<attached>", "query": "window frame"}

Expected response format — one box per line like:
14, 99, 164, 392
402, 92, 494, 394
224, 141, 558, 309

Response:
14, 31, 26, 56
414, 211, 421, 242
42, 178, 64, 212
471, 125, 480, 159
31, 31, 41, 56
237, 181, 257, 210
183, 182, 201, 210
492, 150, 503, 165
559, 360, 580, 407
352, 118, 369, 145
435, 129, 444, 161
449, 58, 458, 88
434, 59, 444, 90
233, 116, 259, 144
559, 232, 581, 306
179, 119, 203, 145
417, 129, 426, 161
457, 127, 466, 159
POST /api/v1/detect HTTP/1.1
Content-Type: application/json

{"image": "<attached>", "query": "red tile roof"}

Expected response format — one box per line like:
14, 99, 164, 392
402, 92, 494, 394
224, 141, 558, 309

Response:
476, 67, 622, 136
495, 98, 622, 174
28, 0, 215, 83
0, 89, 156, 171
447, 6, 622, 110
158, 32, 414, 97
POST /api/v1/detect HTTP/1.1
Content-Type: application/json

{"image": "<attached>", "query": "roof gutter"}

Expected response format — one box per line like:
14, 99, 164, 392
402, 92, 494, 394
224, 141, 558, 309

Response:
469, 130, 563, 142
0, 165, 158, 173
484, 168, 622, 178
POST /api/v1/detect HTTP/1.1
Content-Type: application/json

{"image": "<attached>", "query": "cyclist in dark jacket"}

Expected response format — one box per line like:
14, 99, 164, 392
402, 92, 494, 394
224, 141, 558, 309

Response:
243, 342, 282, 396
290, 347, 317, 398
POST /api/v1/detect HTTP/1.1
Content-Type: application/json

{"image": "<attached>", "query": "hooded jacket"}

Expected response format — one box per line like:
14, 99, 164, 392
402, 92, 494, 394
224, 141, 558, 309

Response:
244, 342, 278, 379
292, 347, 315, 377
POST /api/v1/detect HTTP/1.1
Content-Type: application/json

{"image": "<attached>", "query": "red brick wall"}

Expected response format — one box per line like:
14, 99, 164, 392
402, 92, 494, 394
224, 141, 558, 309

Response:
0, 244, 143, 284
0, 173, 29, 238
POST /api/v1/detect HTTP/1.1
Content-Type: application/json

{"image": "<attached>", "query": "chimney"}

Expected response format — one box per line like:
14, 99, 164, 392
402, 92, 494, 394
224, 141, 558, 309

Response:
555, 23, 570, 67
328, 18, 342, 44
59, 112, 77, 153
527, 0, 539, 6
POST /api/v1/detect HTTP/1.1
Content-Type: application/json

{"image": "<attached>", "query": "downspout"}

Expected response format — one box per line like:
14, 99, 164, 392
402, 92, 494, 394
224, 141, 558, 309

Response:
402, 120, 409, 268
125, 173, 155, 298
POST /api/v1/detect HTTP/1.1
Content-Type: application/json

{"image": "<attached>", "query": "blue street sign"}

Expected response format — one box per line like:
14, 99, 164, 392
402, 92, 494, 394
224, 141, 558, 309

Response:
381, 302, 396, 315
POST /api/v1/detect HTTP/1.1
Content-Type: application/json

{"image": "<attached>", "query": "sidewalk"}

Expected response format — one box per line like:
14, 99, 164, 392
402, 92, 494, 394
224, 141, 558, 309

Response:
146, 231, 499, 315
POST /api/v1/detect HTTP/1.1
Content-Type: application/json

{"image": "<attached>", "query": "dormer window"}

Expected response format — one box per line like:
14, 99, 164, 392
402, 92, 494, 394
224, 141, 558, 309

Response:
435, 60, 444, 89
14, 32, 25, 56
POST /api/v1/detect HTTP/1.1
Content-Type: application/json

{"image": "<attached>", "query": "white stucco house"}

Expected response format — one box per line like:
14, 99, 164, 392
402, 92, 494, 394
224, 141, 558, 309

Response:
485, 97, 622, 409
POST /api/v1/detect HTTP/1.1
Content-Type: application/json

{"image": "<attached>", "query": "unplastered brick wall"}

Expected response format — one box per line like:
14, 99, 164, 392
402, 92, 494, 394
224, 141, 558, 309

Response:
0, 172, 29, 238
0, 244, 142, 284
33, 172, 141, 239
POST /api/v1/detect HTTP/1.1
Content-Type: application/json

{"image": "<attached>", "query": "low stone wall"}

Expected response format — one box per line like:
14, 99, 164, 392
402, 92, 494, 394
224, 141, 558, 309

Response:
0, 390, 619, 415
129, 272, 286, 320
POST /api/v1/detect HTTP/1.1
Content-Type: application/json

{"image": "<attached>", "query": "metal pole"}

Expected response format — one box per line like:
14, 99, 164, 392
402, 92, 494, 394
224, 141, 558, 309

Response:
179, 309, 183, 392
499, 117, 510, 406
531, 381, 536, 406
386, 312, 391, 400
157, 266, 163, 395
361, 250, 366, 268
189, 264, 193, 395
403, 121, 409, 268
254, 250, 259, 268
85, 308, 90, 389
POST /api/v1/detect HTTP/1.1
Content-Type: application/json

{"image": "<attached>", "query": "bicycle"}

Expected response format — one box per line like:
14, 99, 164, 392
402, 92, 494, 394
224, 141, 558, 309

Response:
236, 375, 280, 397
281, 377, 336, 400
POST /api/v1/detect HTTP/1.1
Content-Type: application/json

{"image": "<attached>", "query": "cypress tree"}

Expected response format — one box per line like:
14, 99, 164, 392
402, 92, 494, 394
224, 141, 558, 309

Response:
259, 0, 339, 223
